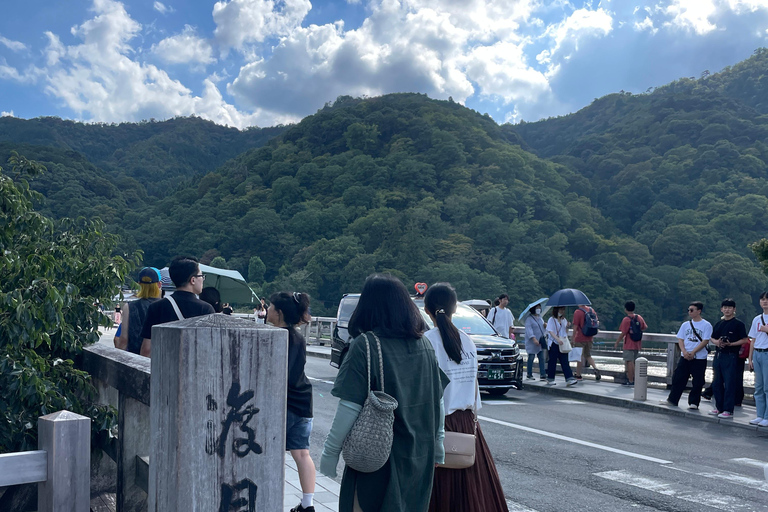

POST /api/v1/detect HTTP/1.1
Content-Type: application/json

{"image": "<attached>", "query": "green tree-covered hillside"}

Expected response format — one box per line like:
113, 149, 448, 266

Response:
0, 116, 286, 197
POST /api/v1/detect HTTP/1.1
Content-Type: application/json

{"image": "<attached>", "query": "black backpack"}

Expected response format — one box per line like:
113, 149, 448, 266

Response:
628, 314, 643, 342
579, 307, 599, 337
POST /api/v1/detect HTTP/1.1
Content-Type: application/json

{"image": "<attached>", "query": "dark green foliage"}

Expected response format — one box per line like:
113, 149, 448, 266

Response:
0, 152, 139, 452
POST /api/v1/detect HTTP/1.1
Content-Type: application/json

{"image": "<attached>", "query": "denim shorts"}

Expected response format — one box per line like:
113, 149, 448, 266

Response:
286, 410, 313, 451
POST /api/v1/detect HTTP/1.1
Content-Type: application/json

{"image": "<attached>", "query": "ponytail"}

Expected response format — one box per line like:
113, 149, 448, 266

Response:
269, 291, 311, 326
424, 283, 465, 364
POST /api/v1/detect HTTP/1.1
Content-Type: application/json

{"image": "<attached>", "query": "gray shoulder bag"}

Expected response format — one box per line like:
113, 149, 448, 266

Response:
341, 332, 399, 473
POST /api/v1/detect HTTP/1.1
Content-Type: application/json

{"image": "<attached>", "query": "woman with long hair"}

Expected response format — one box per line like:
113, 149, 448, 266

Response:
424, 283, 508, 512
546, 306, 578, 386
320, 274, 448, 512
267, 291, 317, 512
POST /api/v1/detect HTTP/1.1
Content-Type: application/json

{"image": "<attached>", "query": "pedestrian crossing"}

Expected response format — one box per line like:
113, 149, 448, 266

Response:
505, 457, 768, 512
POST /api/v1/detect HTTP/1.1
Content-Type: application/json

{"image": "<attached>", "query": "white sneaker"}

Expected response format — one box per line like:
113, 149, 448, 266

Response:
659, 399, 675, 406
566, 378, 578, 387
759, 419, 768, 427
688, 404, 699, 410
749, 417, 762, 425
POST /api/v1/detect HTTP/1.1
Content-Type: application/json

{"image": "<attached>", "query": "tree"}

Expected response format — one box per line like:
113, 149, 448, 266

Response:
0, 153, 137, 506
751, 238, 768, 276
210, 256, 228, 269
248, 255, 266, 284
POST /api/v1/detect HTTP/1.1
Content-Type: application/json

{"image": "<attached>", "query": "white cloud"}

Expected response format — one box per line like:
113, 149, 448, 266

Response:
153, 25, 215, 65
634, 16, 657, 33
1, 111, 14, 117
41, 0, 272, 128
542, 7, 614, 63
0, 35, 26, 52
463, 41, 550, 104
154, 1, 174, 14
212, 0, 312, 50
663, 0, 718, 34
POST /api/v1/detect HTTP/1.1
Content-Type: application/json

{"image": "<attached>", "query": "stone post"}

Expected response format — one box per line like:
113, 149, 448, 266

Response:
38, 410, 91, 512
148, 314, 288, 512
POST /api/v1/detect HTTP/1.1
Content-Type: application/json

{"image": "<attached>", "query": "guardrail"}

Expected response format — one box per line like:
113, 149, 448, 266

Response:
231, 313, 336, 345
0, 411, 91, 511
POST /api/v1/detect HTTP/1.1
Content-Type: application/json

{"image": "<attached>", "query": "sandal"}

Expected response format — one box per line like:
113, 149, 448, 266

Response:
594, 368, 601, 381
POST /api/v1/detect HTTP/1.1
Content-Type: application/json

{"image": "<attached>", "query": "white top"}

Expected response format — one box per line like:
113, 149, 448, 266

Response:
488, 307, 515, 338
425, 327, 481, 416
546, 316, 568, 348
676, 319, 713, 359
748, 314, 768, 349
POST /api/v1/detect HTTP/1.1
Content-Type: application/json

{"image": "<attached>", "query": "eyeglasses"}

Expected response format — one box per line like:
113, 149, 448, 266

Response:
192, 274, 206, 281
687, 308, 696, 312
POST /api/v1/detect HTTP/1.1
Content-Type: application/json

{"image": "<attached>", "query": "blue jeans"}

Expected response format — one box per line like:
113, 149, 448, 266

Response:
546, 342, 573, 381
527, 352, 546, 377
755, 350, 768, 419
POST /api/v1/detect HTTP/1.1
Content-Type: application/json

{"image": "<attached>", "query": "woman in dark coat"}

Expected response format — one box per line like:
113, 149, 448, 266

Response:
320, 274, 448, 512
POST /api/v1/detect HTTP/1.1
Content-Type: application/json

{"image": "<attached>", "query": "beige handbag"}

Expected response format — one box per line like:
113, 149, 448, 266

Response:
438, 380, 478, 470
439, 422, 476, 469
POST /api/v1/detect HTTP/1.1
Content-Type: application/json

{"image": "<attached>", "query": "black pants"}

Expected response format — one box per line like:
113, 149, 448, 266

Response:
735, 358, 745, 406
712, 352, 740, 413
668, 358, 707, 406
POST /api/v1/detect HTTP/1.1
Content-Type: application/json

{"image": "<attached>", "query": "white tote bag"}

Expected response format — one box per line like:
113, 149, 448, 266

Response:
568, 346, 582, 362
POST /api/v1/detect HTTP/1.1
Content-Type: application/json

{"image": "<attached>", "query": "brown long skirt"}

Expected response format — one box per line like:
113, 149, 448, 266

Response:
428, 409, 509, 512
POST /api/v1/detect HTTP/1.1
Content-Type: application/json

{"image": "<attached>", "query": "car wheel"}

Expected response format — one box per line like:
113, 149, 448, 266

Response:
486, 388, 510, 396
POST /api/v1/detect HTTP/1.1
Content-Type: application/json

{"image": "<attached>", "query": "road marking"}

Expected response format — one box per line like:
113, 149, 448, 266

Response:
556, 399, 585, 404
482, 401, 526, 405
729, 458, 768, 469
505, 499, 539, 512
307, 376, 335, 386
478, 416, 672, 464
595, 470, 754, 511
665, 465, 768, 493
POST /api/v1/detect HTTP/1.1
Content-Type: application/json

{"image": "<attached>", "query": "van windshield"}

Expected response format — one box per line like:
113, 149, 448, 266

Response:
420, 303, 498, 336
337, 296, 360, 327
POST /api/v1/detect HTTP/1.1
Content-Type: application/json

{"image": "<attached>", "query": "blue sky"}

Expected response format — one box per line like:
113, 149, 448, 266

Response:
1, 0, 767, 128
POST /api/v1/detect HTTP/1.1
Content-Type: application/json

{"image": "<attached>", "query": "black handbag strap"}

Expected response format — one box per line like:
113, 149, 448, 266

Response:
689, 319, 703, 342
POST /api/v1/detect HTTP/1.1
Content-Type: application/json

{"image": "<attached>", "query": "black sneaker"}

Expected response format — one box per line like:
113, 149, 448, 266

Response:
622, 381, 634, 386
290, 505, 315, 512
594, 369, 601, 382
574, 374, 583, 381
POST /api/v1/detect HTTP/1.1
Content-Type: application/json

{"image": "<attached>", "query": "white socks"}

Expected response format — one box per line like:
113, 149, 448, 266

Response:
301, 493, 314, 508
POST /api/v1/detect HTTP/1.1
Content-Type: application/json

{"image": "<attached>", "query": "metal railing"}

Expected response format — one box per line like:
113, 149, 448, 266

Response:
231, 313, 337, 345
0, 411, 91, 511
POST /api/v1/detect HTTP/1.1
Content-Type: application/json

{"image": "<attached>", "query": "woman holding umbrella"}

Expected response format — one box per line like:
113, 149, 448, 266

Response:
546, 306, 578, 387
522, 298, 548, 381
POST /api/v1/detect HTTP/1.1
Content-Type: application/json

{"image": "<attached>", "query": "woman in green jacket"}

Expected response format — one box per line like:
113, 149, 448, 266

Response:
320, 274, 448, 512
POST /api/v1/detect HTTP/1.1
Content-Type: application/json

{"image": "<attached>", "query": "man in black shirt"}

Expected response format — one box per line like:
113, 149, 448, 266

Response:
139, 256, 215, 357
708, 298, 749, 419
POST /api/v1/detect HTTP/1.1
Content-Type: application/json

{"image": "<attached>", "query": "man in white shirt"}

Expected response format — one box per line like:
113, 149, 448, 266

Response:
662, 301, 712, 410
748, 291, 768, 427
488, 294, 515, 339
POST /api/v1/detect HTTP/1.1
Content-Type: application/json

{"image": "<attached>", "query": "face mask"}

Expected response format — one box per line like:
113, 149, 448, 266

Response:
534, 308, 542, 315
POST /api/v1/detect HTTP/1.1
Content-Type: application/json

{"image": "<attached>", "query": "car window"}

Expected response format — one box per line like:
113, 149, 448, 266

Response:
337, 295, 360, 327
419, 303, 498, 336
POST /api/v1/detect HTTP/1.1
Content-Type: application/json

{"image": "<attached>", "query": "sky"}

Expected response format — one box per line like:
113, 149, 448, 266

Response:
1, 0, 767, 129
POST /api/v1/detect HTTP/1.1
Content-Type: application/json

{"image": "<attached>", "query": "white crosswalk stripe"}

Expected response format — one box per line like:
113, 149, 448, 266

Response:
665, 464, 768, 493
505, 499, 539, 512
729, 457, 768, 469
595, 469, 759, 511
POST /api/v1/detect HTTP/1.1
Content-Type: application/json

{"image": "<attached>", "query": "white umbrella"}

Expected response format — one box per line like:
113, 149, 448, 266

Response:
518, 297, 550, 325
160, 264, 259, 304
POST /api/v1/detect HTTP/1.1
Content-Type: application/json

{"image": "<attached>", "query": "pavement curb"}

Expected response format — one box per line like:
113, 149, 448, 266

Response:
307, 346, 331, 360
523, 381, 767, 434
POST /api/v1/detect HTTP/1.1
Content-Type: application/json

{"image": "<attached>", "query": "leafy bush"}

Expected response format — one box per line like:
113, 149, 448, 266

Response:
0, 152, 138, 452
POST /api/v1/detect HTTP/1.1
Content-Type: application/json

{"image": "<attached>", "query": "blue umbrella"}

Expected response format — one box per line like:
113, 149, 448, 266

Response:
545, 289, 591, 307
518, 297, 550, 325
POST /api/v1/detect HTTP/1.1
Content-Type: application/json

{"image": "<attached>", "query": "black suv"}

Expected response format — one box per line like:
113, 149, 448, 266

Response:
330, 294, 524, 395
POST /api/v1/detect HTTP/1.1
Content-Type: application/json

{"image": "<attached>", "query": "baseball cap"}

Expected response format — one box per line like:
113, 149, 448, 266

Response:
138, 267, 161, 284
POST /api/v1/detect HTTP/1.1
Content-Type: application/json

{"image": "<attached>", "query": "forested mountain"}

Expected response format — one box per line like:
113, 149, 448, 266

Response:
0, 116, 286, 197
506, 48, 768, 327
4, 50, 768, 331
